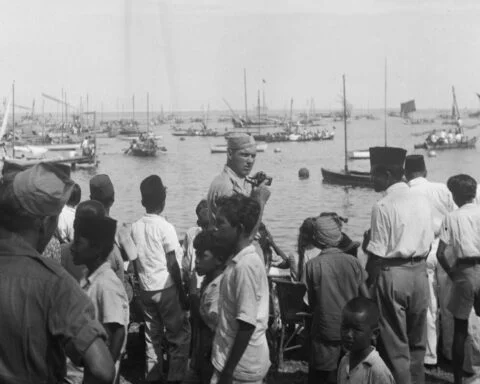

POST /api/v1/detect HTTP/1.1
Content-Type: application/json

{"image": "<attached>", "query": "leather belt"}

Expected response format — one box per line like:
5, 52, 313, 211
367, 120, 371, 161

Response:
457, 258, 480, 266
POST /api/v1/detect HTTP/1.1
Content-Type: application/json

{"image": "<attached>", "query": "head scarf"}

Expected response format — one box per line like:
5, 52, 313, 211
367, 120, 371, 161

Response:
312, 215, 342, 247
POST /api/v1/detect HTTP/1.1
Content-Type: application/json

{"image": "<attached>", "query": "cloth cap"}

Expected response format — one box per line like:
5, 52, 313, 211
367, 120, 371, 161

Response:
405, 154, 426, 173
12, 162, 75, 217
227, 133, 256, 151
369, 146, 407, 170
312, 215, 343, 247
90, 174, 114, 202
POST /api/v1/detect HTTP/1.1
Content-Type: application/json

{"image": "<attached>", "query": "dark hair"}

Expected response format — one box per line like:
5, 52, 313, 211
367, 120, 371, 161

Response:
447, 174, 477, 204
216, 195, 261, 237
372, 165, 404, 181
67, 184, 82, 207
195, 199, 208, 216
297, 217, 321, 280
343, 297, 380, 328
140, 175, 167, 212
193, 230, 230, 263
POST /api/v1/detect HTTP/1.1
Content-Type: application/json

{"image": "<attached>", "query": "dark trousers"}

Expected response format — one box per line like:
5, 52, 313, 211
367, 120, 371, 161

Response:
307, 367, 337, 384
367, 257, 428, 384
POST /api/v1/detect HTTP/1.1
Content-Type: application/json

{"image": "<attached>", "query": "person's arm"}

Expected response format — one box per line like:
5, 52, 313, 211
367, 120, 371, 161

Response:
166, 250, 189, 309
82, 337, 116, 384
103, 323, 125, 362
437, 240, 454, 279
359, 281, 370, 299
250, 181, 271, 239
218, 321, 255, 384
116, 223, 137, 262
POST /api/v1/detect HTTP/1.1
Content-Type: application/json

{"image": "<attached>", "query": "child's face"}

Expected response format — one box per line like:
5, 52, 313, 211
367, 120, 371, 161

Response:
341, 310, 376, 353
214, 210, 238, 252
195, 249, 219, 276
196, 207, 209, 229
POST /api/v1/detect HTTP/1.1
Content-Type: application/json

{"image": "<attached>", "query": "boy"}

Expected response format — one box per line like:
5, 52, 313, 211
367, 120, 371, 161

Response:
338, 297, 395, 384
131, 175, 190, 384
210, 194, 270, 384
190, 230, 228, 384
437, 174, 480, 384
57, 183, 81, 244
67, 200, 129, 384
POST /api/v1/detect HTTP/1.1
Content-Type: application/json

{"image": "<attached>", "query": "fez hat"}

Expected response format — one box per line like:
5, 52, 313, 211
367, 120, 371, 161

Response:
405, 154, 426, 173
90, 174, 114, 202
369, 147, 407, 170
140, 175, 166, 207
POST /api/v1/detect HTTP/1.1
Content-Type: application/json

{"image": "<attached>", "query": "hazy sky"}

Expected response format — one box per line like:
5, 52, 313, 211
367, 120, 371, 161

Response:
1, 0, 480, 112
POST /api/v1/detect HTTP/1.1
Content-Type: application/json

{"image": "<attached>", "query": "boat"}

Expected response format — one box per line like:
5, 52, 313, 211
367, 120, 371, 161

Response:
414, 137, 477, 150
210, 143, 268, 154
117, 134, 163, 142
347, 149, 370, 160
321, 73, 384, 189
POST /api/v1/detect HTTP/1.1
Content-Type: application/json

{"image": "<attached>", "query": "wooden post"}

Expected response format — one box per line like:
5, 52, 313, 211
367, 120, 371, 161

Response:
12, 81, 15, 159
244, 68, 248, 121
343, 75, 348, 173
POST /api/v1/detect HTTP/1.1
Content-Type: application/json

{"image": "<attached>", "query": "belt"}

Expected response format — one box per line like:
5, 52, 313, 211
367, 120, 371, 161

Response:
369, 254, 427, 266
457, 258, 480, 266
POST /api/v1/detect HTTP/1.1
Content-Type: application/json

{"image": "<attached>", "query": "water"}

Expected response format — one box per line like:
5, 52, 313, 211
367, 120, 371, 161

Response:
70, 110, 480, 255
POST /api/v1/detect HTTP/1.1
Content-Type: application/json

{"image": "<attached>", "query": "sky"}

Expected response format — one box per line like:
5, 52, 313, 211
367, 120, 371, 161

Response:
1, 0, 480, 113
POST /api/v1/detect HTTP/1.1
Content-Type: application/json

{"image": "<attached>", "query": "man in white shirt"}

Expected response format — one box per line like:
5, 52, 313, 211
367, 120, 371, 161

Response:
405, 154, 455, 367
364, 147, 435, 384
437, 174, 480, 384
57, 183, 81, 244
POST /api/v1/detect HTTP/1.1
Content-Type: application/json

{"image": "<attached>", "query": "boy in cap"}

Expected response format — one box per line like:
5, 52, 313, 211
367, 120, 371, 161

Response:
437, 174, 480, 384
304, 214, 370, 384
338, 297, 395, 384
0, 163, 115, 384
131, 175, 190, 384
364, 146, 435, 384
210, 194, 270, 384
66, 200, 130, 384
405, 154, 455, 367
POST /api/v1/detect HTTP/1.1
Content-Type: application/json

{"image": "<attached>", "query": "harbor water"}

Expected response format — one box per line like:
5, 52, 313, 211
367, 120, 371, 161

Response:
70, 110, 480, 255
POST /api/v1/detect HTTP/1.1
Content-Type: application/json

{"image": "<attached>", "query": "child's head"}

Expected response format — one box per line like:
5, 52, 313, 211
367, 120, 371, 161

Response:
195, 199, 209, 229
140, 175, 167, 213
193, 230, 228, 276
447, 174, 477, 207
71, 200, 117, 266
341, 297, 380, 354
67, 183, 82, 208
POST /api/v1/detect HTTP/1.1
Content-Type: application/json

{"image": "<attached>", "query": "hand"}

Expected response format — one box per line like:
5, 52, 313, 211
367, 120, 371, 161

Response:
217, 370, 233, 384
251, 183, 271, 206
362, 229, 371, 253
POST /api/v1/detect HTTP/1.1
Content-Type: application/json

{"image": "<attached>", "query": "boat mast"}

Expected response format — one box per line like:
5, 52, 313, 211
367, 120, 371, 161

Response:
132, 94, 135, 126
257, 90, 261, 123
146, 92, 150, 133
384, 58, 387, 146
42, 99, 45, 140
290, 98, 293, 125
244, 68, 248, 121
12, 81, 15, 159
343, 74, 348, 173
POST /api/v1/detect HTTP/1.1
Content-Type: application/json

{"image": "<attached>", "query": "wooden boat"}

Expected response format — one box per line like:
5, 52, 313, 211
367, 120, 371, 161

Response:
321, 74, 377, 189
210, 143, 268, 154
347, 149, 370, 160
414, 137, 477, 150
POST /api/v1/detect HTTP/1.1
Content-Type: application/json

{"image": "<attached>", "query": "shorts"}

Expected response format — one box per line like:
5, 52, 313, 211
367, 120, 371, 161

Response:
448, 264, 480, 320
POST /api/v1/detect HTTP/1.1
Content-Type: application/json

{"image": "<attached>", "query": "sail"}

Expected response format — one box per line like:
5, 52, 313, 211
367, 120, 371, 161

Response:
0, 95, 12, 139
400, 100, 416, 117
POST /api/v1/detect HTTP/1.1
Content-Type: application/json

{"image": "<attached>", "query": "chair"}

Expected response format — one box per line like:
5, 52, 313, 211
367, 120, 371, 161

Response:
271, 277, 311, 370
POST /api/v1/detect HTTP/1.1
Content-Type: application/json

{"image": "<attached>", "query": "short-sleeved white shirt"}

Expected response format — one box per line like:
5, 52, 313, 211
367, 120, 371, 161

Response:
211, 245, 270, 381
337, 349, 395, 384
408, 177, 455, 236
440, 203, 480, 258
367, 182, 435, 259
131, 213, 183, 291
57, 205, 76, 243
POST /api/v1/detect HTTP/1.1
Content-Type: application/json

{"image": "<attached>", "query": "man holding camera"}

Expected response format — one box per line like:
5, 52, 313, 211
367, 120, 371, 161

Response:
207, 133, 271, 259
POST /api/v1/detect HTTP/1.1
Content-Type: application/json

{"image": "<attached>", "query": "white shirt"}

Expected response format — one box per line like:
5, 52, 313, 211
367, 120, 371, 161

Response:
57, 205, 76, 243
211, 245, 271, 381
337, 349, 395, 384
131, 213, 183, 291
367, 182, 435, 259
181, 226, 204, 289
408, 177, 455, 236
440, 203, 480, 258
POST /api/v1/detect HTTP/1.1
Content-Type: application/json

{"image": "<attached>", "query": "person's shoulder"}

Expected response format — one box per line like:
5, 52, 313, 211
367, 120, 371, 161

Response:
94, 266, 128, 297
365, 350, 395, 382
208, 169, 233, 195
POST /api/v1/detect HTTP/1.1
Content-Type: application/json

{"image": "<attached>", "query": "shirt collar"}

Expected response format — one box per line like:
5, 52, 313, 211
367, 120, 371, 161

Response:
81, 262, 111, 289
223, 165, 247, 189
408, 177, 428, 187
385, 181, 409, 195
230, 244, 256, 263
345, 348, 379, 370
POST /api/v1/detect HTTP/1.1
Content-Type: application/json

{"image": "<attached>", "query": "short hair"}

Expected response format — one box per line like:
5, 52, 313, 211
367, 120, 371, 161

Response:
195, 199, 208, 216
193, 230, 229, 263
343, 297, 380, 329
140, 175, 167, 212
67, 184, 81, 207
216, 195, 261, 237
447, 174, 477, 203
372, 164, 404, 181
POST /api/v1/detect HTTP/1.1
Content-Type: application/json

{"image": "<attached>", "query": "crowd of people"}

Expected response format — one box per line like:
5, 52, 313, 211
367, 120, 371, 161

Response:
427, 128, 464, 145
1, 132, 480, 384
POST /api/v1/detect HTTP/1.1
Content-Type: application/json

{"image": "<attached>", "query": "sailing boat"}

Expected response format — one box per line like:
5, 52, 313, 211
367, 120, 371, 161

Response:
321, 75, 372, 188
414, 86, 477, 150
468, 93, 480, 118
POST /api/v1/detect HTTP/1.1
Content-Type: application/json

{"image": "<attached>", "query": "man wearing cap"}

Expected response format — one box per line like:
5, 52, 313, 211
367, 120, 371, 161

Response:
405, 154, 455, 367
0, 163, 115, 384
365, 147, 435, 384
207, 133, 271, 257
304, 214, 369, 384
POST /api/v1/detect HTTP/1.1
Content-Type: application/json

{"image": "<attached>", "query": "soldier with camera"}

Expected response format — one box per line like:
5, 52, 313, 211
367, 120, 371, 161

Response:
206, 133, 271, 258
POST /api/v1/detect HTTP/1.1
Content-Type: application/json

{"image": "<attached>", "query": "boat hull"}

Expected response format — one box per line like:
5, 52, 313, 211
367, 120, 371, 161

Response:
321, 168, 373, 188
414, 137, 477, 150
130, 148, 157, 157
347, 149, 370, 160
210, 143, 268, 154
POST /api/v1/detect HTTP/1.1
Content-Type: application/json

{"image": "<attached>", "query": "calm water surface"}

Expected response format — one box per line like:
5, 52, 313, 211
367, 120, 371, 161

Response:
71, 111, 480, 255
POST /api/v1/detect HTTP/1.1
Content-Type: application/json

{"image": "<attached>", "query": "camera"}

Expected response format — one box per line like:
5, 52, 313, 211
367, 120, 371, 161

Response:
246, 171, 273, 187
